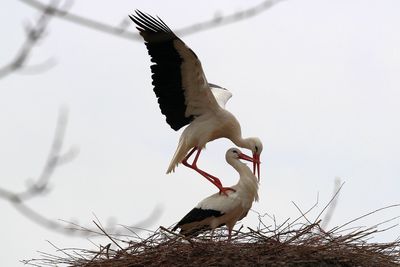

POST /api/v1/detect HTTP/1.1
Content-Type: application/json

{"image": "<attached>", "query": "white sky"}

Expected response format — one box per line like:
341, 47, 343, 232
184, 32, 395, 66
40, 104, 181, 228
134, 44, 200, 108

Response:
1, 0, 400, 265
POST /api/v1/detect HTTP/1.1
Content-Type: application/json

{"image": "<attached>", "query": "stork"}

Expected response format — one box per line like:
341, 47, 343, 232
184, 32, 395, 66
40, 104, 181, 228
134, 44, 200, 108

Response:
172, 148, 259, 240
129, 11, 263, 194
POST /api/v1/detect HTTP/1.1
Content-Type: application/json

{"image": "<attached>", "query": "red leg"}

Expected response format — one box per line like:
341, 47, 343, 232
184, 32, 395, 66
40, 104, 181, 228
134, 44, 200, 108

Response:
182, 148, 222, 186
182, 147, 197, 165
181, 147, 236, 195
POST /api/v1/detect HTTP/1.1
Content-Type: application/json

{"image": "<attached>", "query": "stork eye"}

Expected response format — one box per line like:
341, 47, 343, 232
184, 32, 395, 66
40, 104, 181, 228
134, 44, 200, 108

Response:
232, 150, 238, 154
255, 146, 258, 152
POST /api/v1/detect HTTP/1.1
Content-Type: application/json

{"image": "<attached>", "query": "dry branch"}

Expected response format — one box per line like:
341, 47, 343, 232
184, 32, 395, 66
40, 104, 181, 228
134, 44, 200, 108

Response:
24, 205, 400, 267
0, 0, 62, 79
0, 108, 73, 203
0, 108, 162, 236
2, 0, 285, 79
19, 0, 286, 41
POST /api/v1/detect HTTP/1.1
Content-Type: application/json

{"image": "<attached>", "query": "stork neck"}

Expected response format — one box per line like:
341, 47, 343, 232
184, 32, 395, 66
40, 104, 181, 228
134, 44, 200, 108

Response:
232, 136, 250, 150
231, 159, 259, 201
229, 159, 247, 174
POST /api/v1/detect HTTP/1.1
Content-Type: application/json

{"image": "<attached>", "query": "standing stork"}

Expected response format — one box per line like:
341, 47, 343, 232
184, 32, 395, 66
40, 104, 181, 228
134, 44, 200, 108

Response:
129, 11, 263, 194
172, 148, 259, 240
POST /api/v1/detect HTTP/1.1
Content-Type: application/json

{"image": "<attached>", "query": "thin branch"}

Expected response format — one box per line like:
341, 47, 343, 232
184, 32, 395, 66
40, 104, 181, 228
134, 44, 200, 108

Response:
281, 192, 319, 233
0, 107, 162, 236
3, 0, 285, 79
19, 0, 138, 40
319, 178, 344, 228
175, 0, 287, 36
0, 108, 74, 203
291, 201, 313, 225
19, 0, 286, 41
333, 204, 400, 233
17, 57, 57, 75
93, 221, 123, 250
23, 108, 72, 199
10, 180, 162, 237
0, 0, 61, 79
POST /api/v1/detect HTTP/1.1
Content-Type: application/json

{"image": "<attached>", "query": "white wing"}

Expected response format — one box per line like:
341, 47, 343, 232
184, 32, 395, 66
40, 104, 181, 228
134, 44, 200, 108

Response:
210, 86, 233, 109
197, 189, 241, 214
173, 40, 221, 116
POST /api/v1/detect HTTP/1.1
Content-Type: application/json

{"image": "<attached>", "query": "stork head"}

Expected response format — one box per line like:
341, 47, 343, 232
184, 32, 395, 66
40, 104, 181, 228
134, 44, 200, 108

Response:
226, 147, 260, 180
243, 137, 263, 180
226, 147, 254, 163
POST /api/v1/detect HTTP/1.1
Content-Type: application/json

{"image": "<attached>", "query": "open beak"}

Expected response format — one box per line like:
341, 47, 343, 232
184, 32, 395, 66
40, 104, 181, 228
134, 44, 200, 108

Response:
252, 153, 261, 181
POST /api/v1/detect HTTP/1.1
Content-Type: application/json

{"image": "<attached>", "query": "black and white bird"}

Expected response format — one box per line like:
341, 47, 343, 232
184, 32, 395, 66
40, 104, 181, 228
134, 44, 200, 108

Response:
172, 148, 259, 240
130, 11, 263, 194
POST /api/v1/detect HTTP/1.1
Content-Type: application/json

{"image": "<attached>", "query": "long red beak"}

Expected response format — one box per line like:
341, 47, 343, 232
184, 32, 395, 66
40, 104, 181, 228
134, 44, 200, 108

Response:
238, 152, 254, 162
239, 152, 260, 181
252, 153, 260, 181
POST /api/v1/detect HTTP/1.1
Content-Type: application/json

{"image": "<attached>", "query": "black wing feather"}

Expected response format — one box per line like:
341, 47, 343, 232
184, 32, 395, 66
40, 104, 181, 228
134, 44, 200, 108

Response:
130, 10, 194, 131
172, 208, 225, 236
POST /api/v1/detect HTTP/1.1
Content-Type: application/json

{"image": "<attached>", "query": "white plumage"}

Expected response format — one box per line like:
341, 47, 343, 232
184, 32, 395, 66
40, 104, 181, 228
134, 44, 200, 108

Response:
172, 148, 259, 240
130, 11, 263, 193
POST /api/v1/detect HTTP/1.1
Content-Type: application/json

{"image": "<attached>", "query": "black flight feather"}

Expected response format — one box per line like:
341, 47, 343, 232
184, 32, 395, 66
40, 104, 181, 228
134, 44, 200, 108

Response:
172, 208, 225, 236
129, 10, 194, 131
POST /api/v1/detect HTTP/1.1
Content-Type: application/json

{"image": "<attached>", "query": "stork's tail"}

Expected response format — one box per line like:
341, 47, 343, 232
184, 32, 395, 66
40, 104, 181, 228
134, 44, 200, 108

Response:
166, 139, 188, 174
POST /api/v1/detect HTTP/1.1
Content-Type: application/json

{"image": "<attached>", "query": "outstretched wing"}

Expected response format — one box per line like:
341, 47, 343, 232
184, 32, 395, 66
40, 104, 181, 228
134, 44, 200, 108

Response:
130, 10, 220, 131
209, 83, 233, 109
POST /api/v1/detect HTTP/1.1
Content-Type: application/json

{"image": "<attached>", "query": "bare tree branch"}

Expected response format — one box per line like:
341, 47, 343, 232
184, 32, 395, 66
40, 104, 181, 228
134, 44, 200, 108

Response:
0, 108, 162, 236
0, 0, 62, 79
11, 200, 163, 237
18, 0, 286, 41
16, 57, 57, 75
2, 0, 285, 79
0, 108, 74, 203
175, 0, 287, 36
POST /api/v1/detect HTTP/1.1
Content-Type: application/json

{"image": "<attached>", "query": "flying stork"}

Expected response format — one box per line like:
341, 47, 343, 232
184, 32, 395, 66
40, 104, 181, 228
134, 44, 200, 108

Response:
129, 11, 263, 194
172, 148, 259, 240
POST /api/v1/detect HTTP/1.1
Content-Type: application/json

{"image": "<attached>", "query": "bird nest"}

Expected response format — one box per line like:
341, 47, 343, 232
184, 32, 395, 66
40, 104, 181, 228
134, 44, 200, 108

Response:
25, 208, 400, 267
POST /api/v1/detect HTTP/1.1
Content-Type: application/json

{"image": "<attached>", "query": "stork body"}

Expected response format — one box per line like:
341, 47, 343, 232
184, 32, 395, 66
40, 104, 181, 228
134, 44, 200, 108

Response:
172, 148, 259, 239
130, 11, 263, 193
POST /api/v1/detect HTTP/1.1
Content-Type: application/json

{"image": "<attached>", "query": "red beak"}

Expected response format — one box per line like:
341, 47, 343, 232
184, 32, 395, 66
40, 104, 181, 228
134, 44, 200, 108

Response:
252, 153, 260, 181
238, 152, 254, 162
238, 152, 260, 181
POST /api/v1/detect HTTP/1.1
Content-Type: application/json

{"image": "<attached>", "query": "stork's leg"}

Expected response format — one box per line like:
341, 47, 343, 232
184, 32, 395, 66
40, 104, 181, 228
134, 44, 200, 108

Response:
182, 147, 197, 163
182, 148, 222, 187
228, 228, 232, 241
182, 147, 235, 195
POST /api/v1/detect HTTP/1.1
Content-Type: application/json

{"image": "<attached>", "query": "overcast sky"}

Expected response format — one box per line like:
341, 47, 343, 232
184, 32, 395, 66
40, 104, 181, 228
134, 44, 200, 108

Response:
1, 0, 400, 265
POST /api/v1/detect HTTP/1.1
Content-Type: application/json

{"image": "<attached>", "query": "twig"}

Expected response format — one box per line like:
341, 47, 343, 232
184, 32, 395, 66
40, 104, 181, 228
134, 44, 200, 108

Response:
333, 204, 400, 233
160, 226, 194, 246
319, 178, 344, 228
175, 0, 287, 36
19, 0, 286, 41
24, 211, 400, 266
292, 201, 313, 225
0, 0, 62, 79
0, 108, 73, 203
3, 0, 285, 80
93, 221, 124, 251
0, 107, 162, 237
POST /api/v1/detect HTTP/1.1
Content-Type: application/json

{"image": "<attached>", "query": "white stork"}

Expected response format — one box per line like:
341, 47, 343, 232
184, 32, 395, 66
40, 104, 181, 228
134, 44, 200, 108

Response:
129, 11, 263, 194
172, 148, 259, 240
